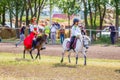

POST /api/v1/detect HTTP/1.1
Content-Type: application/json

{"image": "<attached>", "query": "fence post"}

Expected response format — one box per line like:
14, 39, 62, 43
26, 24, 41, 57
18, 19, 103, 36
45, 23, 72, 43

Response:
89, 29, 92, 44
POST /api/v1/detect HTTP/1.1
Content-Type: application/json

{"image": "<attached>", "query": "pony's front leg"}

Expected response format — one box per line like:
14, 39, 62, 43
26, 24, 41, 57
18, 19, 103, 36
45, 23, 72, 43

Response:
23, 49, 26, 59
30, 50, 34, 59
61, 51, 65, 63
82, 48, 87, 65
68, 52, 71, 63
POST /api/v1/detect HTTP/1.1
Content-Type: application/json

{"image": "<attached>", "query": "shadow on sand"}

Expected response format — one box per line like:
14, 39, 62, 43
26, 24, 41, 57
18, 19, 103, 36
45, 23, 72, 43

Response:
53, 63, 83, 68
115, 69, 120, 74
15, 58, 32, 62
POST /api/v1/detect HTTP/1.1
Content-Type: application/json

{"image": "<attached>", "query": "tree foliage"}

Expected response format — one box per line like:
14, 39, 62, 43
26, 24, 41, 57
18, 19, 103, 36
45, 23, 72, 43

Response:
0, 0, 120, 30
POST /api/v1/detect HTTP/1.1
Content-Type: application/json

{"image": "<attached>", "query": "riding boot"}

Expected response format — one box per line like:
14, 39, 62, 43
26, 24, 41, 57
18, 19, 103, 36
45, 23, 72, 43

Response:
31, 39, 36, 50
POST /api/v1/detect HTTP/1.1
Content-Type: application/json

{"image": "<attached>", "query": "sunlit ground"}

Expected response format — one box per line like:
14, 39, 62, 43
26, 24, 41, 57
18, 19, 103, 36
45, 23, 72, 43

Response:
0, 53, 120, 80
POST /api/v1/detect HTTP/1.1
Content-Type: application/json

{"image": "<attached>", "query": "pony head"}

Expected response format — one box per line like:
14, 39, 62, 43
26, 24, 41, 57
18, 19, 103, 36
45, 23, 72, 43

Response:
83, 35, 91, 49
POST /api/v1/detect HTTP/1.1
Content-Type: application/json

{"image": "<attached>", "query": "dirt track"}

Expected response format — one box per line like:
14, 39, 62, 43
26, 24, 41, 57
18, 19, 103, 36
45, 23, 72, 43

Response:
0, 43, 120, 60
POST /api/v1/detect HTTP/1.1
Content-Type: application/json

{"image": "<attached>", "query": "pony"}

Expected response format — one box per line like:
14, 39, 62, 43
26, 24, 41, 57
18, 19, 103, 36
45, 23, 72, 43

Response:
23, 34, 46, 59
61, 35, 91, 65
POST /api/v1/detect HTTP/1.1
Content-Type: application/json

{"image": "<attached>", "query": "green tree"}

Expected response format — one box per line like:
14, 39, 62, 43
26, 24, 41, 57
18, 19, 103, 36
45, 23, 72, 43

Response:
87, 0, 99, 39
83, 0, 88, 28
111, 0, 120, 40
58, 0, 81, 37
27, 0, 47, 23
97, 0, 107, 34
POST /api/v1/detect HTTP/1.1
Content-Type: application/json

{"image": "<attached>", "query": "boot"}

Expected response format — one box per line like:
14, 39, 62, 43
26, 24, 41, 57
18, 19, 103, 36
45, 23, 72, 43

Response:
31, 40, 36, 50
41, 47, 46, 50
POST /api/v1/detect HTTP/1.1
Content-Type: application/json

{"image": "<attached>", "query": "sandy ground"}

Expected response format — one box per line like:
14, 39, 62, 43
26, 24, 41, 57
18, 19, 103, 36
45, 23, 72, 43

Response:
0, 43, 120, 60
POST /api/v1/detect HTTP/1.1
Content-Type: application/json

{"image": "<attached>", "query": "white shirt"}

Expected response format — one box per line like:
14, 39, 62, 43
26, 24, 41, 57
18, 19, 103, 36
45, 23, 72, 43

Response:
30, 24, 34, 32
71, 26, 81, 37
50, 25, 57, 33
30, 24, 39, 33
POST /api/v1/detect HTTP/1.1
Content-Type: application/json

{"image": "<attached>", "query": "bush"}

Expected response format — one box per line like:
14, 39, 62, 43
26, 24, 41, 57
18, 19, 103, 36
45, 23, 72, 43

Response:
94, 36, 111, 44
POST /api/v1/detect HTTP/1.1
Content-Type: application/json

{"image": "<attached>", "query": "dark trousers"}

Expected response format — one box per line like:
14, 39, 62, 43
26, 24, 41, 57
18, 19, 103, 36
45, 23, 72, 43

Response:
32, 39, 37, 48
110, 33, 116, 44
70, 36, 76, 49
60, 34, 64, 44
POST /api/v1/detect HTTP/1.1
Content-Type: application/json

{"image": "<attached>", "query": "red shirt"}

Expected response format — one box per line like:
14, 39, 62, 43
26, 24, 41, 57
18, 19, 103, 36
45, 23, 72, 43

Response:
59, 29, 65, 35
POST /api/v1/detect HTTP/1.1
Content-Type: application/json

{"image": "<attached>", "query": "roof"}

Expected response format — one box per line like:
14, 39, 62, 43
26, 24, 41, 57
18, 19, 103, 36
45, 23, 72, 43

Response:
52, 14, 74, 19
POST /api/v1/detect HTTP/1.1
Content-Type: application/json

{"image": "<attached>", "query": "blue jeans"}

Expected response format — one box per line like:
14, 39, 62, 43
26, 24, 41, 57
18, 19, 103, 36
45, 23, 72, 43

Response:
16, 34, 25, 46
46, 34, 49, 44
60, 34, 64, 44
51, 32, 56, 45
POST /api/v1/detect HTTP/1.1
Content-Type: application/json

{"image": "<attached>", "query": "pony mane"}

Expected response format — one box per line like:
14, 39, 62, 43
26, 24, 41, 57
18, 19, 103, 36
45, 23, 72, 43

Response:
36, 34, 47, 45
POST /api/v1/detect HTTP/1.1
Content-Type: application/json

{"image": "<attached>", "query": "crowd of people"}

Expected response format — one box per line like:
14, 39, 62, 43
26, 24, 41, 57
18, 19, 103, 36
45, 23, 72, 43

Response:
15, 17, 65, 48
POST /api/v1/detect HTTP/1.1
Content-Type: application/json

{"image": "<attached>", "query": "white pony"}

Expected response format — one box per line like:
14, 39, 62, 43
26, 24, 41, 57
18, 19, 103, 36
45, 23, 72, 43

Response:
61, 35, 91, 65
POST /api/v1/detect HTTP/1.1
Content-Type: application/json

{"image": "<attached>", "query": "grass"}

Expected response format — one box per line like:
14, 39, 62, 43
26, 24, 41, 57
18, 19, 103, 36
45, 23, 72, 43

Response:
1, 38, 18, 43
0, 53, 120, 80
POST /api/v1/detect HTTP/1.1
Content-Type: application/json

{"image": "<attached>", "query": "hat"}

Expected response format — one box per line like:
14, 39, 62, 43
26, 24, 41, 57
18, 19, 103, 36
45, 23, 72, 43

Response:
73, 18, 79, 24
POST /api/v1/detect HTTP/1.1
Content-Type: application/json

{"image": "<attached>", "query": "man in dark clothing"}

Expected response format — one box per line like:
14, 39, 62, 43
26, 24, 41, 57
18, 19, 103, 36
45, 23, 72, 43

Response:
16, 23, 26, 47
109, 23, 116, 44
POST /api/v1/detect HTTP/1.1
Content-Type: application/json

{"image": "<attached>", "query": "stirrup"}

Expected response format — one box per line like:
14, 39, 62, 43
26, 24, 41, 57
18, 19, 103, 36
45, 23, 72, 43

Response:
31, 47, 35, 50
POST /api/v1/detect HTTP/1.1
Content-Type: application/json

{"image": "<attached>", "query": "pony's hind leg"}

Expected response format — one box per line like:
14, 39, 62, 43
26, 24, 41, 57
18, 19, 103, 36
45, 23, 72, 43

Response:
76, 52, 79, 64
61, 51, 65, 63
35, 49, 41, 59
68, 52, 71, 63
30, 50, 34, 59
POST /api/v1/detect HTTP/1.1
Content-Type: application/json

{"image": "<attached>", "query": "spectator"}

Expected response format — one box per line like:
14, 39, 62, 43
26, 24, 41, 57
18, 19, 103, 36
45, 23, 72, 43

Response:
28, 24, 31, 34
79, 24, 86, 35
50, 23, 57, 45
59, 24, 65, 44
55, 22, 60, 29
109, 23, 116, 44
44, 21, 50, 44
15, 23, 26, 47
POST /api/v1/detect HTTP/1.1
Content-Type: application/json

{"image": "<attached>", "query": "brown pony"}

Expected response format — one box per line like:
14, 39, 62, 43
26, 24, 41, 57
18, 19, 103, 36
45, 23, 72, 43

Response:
23, 34, 47, 59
